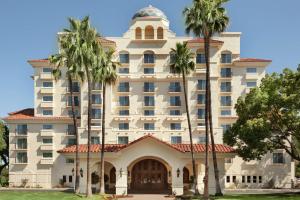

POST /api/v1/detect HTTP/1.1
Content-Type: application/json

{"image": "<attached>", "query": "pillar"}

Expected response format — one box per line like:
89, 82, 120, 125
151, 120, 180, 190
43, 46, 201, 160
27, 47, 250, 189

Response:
171, 165, 184, 196
115, 166, 128, 195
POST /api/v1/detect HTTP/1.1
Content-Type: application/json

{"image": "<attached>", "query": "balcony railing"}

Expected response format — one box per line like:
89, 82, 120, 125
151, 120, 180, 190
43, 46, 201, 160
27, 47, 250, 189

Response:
16, 129, 28, 136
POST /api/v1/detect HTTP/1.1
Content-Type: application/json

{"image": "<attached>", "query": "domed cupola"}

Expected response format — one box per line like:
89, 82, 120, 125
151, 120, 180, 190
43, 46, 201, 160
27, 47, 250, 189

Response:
132, 5, 168, 21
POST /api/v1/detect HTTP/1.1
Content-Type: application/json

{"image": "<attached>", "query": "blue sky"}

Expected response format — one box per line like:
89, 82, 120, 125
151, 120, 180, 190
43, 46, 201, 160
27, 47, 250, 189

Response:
0, 0, 300, 117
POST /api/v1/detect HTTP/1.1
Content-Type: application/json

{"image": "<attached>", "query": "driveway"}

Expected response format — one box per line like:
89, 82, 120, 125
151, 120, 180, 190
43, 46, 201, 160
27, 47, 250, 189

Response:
119, 194, 171, 200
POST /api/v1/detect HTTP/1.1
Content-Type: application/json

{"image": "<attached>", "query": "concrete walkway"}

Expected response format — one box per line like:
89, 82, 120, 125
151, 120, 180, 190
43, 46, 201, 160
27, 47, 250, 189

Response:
119, 194, 171, 200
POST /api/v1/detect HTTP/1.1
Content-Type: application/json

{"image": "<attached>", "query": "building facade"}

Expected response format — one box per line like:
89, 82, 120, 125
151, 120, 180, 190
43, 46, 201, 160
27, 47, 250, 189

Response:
4, 5, 294, 195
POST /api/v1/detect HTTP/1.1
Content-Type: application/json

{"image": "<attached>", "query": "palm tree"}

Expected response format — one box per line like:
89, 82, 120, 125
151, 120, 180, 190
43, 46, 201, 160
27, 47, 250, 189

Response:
49, 36, 84, 194
170, 42, 199, 195
92, 47, 118, 194
184, 0, 229, 197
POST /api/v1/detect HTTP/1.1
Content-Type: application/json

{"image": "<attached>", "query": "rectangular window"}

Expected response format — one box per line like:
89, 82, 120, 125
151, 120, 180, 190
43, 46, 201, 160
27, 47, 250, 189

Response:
225, 158, 232, 164
91, 136, 100, 144
66, 158, 74, 164
221, 96, 231, 106
91, 109, 101, 119
220, 82, 231, 92
144, 96, 155, 106
144, 82, 155, 92
119, 123, 129, 130
220, 68, 232, 78
273, 152, 284, 164
171, 136, 182, 144
169, 82, 181, 92
119, 110, 129, 116
232, 176, 237, 183
43, 81, 53, 88
16, 124, 27, 135
92, 82, 102, 90
170, 110, 181, 116
144, 110, 155, 116
221, 53, 232, 63
259, 176, 262, 183
170, 123, 181, 130
144, 54, 155, 63
42, 138, 53, 144
144, 68, 154, 74
144, 123, 155, 130
16, 152, 27, 163
246, 81, 257, 88
68, 96, 80, 106
226, 176, 230, 183
197, 109, 205, 119
247, 176, 251, 183
43, 109, 53, 116
68, 82, 80, 92
68, 109, 80, 117
197, 80, 206, 90
119, 96, 130, 106
43, 152, 53, 158
253, 176, 257, 183
118, 82, 130, 92
17, 138, 27, 149
63, 176, 66, 183
118, 136, 129, 144
42, 95, 53, 102
119, 67, 129, 74
92, 94, 102, 104
120, 54, 129, 63
198, 136, 206, 144
170, 96, 181, 106
43, 68, 52, 73
197, 94, 205, 105
68, 138, 76, 146
67, 124, 75, 135
242, 176, 245, 183
221, 124, 231, 134
247, 67, 257, 73
221, 110, 231, 116
43, 124, 53, 130
196, 53, 206, 64
69, 175, 73, 183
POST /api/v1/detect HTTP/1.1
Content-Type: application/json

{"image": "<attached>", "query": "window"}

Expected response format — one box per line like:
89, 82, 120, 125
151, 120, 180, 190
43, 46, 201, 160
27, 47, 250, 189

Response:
247, 176, 251, 183
259, 176, 262, 183
157, 27, 164, 39
169, 82, 181, 92
119, 123, 129, 130
67, 125, 75, 135
197, 80, 206, 90
43, 124, 53, 130
220, 68, 232, 78
43, 81, 53, 88
197, 122, 205, 127
68, 96, 80, 106
92, 94, 102, 104
253, 176, 257, 183
198, 136, 206, 144
144, 110, 155, 116
63, 176, 66, 183
118, 136, 129, 144
197, 94, 205, 105
120, 53, 129, 64
220, 82, 231, 92
246, 81, 257, 88
169, 53, 176, 64
43, 109, 53, 116
92, 109, 101, 119
42, 138, 53, 144
43, 68, 52, 73
221, 124, 231, 134
135, 27, 142, 39
221, 96, 231, 106
68, 109, 80, 117
196, 53, 205, 64
198, 109, 205, 119
170, 123, 181, 130
92, 82, 102, 90
221, 110, 231, 116
144, 68, 154, 74
247, 68, 257, 73
17, 138, 27, 149
119, 110, 129, 116
16, 124, 27, 135
119, 68, 129, 74
69, 176, 73, 183
226, 176, 230, 183
119, 96, 130, 106
233, 176, 237, 183
170, 110, 181, 116
225, 158, 233, 164
43, 152, 53, 158
221, 53, 232, 63
42, 95, 53, 102
118, 82, 130, 92
144, 53, 155, 63
170, 96, 181, 106
91, 137, 100, 144
91, 122, 101, 127
144, 123, 155, 130
66, 158, 74, 164
144, 82, 155, 92
68, 138, 76, 146
144, 96, 155, 106
69, 82, 80, 92
273, 152, 284, 164
16, 152, 27, 163
242, 176, 245, 183
145, 26, 154, 40
171, 136, 182, 144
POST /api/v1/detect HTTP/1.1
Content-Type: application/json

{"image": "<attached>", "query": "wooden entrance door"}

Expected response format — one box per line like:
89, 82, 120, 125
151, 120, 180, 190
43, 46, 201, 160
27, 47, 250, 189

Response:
131, 159, 168, 192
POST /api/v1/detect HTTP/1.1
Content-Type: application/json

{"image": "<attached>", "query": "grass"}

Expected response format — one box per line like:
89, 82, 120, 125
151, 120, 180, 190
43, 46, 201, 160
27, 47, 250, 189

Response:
186, 193, 300, 200
0, 191, 112, 200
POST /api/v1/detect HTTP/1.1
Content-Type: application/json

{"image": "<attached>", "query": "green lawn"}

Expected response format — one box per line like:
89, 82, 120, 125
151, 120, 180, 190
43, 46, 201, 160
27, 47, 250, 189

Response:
0, 191, 111, 200
215, 193, 300, 200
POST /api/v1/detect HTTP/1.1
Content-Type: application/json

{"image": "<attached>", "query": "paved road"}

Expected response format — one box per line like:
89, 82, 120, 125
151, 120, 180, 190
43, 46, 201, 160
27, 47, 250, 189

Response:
119, 194, 170, 200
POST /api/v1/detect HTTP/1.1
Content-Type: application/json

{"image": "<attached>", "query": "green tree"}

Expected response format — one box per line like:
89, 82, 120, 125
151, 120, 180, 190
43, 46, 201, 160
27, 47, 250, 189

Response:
184, 0, 229, 197
170, 42, 198, 194
224, 68, 300, 161
0, 121, 9, 177
92, 47, 118, 194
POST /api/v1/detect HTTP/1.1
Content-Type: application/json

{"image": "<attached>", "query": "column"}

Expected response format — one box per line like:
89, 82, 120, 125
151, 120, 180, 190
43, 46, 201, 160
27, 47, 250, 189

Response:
115, 166, 128, 195
171, 165, 184, 196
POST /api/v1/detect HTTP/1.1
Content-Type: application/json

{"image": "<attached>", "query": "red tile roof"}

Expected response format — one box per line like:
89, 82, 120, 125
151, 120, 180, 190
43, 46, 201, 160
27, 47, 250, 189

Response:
97, 37, 116, 45
235, 58, 272, 63
187, 38, 224, 44
58, 134, 234, 154
3, 108, 71, 121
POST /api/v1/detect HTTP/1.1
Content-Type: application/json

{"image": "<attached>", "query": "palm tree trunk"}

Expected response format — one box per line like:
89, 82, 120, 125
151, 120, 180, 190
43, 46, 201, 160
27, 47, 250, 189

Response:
85, 67, 92, 197
203, 36, 210, 200
208, 86, 223, 196
68, 77, 80, 194
182, 72, 199, 195
99, 82, 106, 194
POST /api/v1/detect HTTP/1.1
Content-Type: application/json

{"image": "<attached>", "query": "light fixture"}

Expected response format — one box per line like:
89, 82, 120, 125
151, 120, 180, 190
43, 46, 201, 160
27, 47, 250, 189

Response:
80, 168, 83, 177
119, 168, 123, 177
177, 168, 180, 178
72, 168, 75, 176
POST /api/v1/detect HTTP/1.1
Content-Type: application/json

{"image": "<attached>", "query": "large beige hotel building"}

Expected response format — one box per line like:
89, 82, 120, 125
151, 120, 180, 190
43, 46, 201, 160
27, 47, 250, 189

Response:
3, 5, 295, 195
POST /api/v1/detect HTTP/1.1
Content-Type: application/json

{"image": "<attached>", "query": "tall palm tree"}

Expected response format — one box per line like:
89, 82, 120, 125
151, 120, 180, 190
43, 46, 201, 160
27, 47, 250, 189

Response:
170, 42, 198, 195
184, 0, 229, 197
63, 16, 99, 197
49, 36, 84, 194
92, 47, 118, 194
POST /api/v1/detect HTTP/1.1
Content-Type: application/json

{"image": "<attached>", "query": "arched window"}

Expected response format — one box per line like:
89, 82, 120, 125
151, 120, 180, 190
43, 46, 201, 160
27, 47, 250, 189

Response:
157, 27, 164, 39
145, 25, 154, 39
119, 51, 129, 64
135, 27, 142, 39
196, 49, 205, 64
183, 167, 190, 184
221, 51, 232, 64
144, 50, 155, 64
